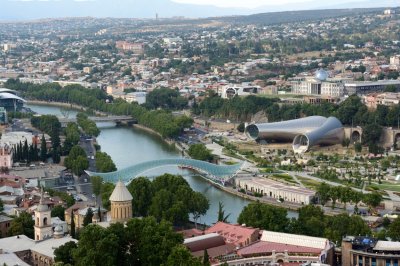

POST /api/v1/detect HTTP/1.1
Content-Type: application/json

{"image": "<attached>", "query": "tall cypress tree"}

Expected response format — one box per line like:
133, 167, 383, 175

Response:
40, 134, 47, 162
23, 139, 28, 162
70, 210, 76, 239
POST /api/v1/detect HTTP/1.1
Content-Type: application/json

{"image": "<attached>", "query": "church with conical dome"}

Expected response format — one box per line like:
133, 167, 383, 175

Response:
109, 180, 133, 223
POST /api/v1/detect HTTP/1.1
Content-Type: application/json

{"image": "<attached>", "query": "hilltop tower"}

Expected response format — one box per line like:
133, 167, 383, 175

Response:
110, 181, 133, 223
34, 191, 53, 241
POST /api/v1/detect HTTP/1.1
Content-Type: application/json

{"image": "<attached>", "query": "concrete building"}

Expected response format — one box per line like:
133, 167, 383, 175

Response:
341, 236, 400, 266
110, 180, 133, 223
0, 143, 13, 169
225, 231, 334, 266
363, 92, 400, 109
236, 177, 316, 205
221, 84, 260, 99
0, 215, 12, 237
345, 80, 400, 95
291, 70, 344, 97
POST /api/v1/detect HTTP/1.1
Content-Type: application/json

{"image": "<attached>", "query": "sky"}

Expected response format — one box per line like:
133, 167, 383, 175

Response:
172, 0, 364, 8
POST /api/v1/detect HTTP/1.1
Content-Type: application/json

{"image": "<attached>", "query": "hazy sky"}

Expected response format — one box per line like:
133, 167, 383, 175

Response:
172, 0, 363, 8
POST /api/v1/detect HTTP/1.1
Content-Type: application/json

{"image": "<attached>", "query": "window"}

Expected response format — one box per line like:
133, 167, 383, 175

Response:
387, 259, 391, 266
359, 256, 363, 266
372, 257, 376, 266
394, 259, 398, 266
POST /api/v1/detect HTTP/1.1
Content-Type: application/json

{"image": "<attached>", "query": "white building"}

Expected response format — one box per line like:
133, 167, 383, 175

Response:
0, 144, 13, 169
291, 70, 344, 97
126, 92, 146, 104
221, 84, 260, 99
236, 177, 316, 205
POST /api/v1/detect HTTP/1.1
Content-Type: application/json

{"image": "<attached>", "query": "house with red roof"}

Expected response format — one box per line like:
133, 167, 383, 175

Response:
205, 222, 260, 248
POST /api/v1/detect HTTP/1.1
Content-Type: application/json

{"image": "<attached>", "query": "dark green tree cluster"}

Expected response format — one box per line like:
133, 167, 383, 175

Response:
76, 113, 100, 137
30, 115, 62, 163
51, 205, 66, 221
194, 94, 400, 138
83, 208, 94, 226
126, 174, 209, 226
64, 122, 81, 154
12, 140, 39, 163
188, 144, 213, 161
95, 152, 116, 173
317, 182, 382, 211
237, 203, 371, 244
7, 80, 193, 139
54, 217, 202, 266
145, 87, 188, 110
8, 212, 35, 239
64, 145, 89, 176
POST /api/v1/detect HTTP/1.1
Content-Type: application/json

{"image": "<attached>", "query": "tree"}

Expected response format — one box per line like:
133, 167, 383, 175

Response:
9, 212, 34, 239
354, 142, 362, 153
83, 208, 94, 226
217, 202, 231, 223
363, 123, 383, 146
40, 134, 47, 162
165, 245, 202, 266
70, 211, 76, 239
54, 241, 77, 264
72, 225, 119, 266
296, 205, 325, 237
237, 122, 245, 133
95, 152, 117, 173
127, 177, 154, 217
64, 145, 89, 176
190, 192, 209, 229
324, 214, 371, 244
0, 199, 3, 212
91, 176, 103, 204
237, 202, 288, 232
188, 144, 213, 161
388, 217, 400, 241
51, 205, 65, 221
316, 182, 331, 206
363, 192, 383, 211
330, 186, 341, 209
203, 249, 210, 266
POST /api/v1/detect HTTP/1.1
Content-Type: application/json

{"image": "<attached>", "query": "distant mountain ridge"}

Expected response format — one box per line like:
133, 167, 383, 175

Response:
0, 0, 398, 20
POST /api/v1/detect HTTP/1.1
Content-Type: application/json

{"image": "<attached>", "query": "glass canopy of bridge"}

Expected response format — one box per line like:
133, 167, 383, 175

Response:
86, 158, 243, 186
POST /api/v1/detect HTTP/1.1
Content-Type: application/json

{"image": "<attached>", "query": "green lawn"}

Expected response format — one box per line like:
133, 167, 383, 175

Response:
296, 176, 321, 190
270, 174, 297, 184
368, 183, 400, 192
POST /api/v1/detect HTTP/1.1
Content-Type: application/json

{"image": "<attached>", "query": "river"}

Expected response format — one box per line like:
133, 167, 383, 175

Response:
27, 103, 264, 225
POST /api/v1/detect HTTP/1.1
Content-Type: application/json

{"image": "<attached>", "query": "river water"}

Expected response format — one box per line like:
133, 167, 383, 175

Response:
26, 104, 263, 225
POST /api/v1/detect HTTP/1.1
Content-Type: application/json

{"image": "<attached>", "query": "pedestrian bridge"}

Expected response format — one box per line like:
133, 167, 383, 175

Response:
59, 116, 136, 127
85, 158, 243, 186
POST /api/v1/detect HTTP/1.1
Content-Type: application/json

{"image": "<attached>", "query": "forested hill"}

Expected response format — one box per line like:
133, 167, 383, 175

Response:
218, 7, 385, 25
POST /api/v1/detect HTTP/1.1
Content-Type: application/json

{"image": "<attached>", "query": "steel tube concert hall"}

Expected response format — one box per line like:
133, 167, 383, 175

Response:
245, 116, 344, 153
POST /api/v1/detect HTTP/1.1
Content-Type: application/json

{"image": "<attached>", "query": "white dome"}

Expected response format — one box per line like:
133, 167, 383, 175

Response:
315, 69, 329, 81
54, 225, 63, 233
109, 181, 133, 202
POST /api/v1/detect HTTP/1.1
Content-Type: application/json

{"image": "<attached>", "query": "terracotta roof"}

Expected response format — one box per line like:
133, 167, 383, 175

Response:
192, 243, 236, 258
238, 241, 323, 257
179, 228, 204, 239
109, 181, 133, 202
205, 222, 259, 246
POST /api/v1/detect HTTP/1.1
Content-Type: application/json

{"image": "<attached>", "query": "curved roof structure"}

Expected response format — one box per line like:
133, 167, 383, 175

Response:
86, 158, 243, 186
109, 181, 133, 202
0, 88, 17, 94
246, 116, 344, 154
0, 92, 26, 102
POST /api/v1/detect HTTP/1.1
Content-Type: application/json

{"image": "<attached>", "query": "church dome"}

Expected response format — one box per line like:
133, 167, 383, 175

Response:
54, 225, 63, 233
315, 69, 329, 81
109, 181, 133, 202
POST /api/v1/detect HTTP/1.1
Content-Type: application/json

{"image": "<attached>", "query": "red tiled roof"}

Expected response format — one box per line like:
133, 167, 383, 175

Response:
205, 222, 259, 246
192, 243, 236, 258
238, 241, 323, 256
179, 228, 204, 239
